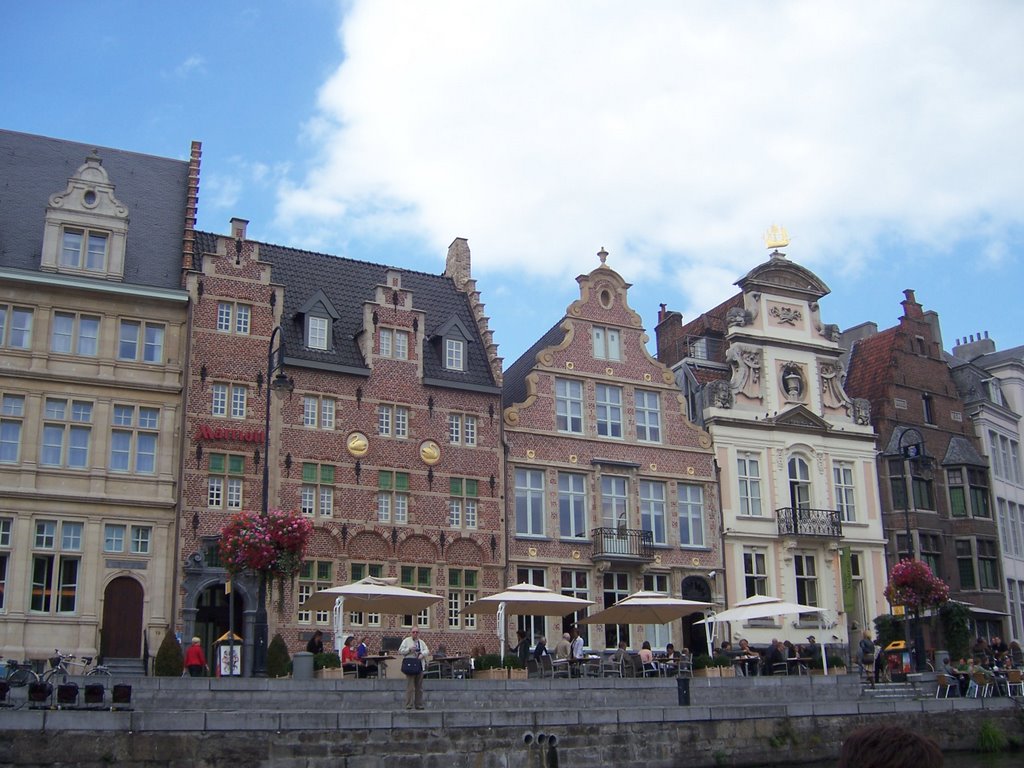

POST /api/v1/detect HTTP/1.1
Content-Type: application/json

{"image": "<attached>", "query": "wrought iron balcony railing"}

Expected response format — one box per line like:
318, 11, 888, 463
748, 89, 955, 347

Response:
776, 508, 843, 538
592, 527, 655, 562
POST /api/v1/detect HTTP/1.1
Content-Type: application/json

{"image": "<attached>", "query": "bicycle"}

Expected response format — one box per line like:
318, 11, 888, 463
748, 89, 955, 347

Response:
2, 657, 40, 687
42, 651, 111, 684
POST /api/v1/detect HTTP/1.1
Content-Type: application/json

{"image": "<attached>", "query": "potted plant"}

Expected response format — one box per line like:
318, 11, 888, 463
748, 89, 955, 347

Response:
505, 655, 527, 680
692, 654, 716, 677
473, 653, 508, 680
713, 654, 735, 678
314, 652, 344, 679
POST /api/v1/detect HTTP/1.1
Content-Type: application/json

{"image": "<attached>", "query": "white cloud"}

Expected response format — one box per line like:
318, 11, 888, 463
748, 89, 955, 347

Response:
172, 55, 206, 79
274, 0, 1024, 338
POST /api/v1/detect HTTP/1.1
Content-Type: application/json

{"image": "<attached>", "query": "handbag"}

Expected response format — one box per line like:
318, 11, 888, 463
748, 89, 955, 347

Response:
401, 657, 423, 676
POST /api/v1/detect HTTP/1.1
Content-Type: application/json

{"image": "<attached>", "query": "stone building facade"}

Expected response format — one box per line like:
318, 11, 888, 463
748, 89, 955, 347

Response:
503, 251, 720, 655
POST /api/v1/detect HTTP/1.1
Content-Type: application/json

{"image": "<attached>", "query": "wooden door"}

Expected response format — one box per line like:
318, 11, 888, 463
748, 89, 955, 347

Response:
102, 576, 144, 658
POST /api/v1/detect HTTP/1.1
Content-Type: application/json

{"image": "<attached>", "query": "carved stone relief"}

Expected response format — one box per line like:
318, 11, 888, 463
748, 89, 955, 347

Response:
769, 304, 803, 326
726, 343, 763, 399
705, 379, 734, 408
779, 362, 806, 402
853, 398, 872, 425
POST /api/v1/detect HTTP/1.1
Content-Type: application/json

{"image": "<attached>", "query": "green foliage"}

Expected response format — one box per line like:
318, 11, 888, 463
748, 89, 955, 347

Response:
977, 720, 1008, 753
711, 654, 732, 668
503, 654, 524, 669
153, 630, 184, 677
808, 654, 846, 670
692, 653, 714, 670
939, 602, 972, 661
873, 614, 904, 648
473, 653, 504, 670
314, 652, 341, 671
266, 633, 291, 678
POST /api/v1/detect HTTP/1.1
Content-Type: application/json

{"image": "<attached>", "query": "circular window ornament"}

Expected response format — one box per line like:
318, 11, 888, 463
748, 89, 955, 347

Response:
83, 189, 98, 208
599, 288, 613, 309
346, 432, 369, 458
420, 440, 441, 465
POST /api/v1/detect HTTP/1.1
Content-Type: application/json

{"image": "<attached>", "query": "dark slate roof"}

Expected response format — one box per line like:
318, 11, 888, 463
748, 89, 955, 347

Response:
502, 321, 568, 407
0, 129, 189, 290
967, 344, 1024, 369
196, 233, 498, 390
942, 435, 989, 468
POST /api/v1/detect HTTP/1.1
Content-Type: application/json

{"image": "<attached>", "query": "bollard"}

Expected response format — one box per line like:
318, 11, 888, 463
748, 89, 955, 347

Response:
677, 676, 690, 706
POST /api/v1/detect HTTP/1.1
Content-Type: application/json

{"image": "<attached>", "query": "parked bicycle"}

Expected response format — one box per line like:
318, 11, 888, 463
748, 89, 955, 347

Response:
42, 651, 111, 684
2, 657, 40, 687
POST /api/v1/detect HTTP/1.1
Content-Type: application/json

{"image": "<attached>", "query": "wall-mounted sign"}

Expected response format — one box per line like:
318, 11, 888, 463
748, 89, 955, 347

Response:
194, 424, 265, 443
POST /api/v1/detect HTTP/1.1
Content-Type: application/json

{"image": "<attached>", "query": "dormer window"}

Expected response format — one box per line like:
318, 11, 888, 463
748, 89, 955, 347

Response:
380, 328, 409, 359
61, 228, 109, 271
446, 338, 465, 371
592, 326, 620, 360
307, 316, 329, 350
297, 290, 339, 353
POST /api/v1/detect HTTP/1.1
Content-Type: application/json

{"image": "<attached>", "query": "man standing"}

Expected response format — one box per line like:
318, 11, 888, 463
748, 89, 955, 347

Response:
399, 629, 429, 710
554, 633, 572, 661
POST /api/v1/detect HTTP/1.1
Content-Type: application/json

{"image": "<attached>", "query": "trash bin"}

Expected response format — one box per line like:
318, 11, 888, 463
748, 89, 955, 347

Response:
884, 641, 911, 683
676, 677, 690, 706
292, 651, 314, 681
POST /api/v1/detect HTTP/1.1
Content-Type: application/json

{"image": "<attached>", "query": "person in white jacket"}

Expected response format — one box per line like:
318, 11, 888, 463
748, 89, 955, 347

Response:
398, 629, 429, 710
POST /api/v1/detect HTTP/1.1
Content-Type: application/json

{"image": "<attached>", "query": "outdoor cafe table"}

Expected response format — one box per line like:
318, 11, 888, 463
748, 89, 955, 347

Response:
733, 655, 761, 676
363, 655, 392, 678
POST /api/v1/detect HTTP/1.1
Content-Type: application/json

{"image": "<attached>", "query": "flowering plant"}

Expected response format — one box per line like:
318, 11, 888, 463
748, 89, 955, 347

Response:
218, 508, 312, 578
883, 559, 949, 614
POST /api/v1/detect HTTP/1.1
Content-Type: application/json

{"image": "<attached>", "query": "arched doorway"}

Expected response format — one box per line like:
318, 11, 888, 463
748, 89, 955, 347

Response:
194, 583, 246, 670
681, 576, 712, 656
102, 576, 144, 659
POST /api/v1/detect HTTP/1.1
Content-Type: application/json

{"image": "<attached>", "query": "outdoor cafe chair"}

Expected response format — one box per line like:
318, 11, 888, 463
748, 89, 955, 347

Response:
1006, 669, 1023, 697
966, 671, 992, 698
601, 656, 624, 678
542, 655, 571, 678
934, 674, 958, 698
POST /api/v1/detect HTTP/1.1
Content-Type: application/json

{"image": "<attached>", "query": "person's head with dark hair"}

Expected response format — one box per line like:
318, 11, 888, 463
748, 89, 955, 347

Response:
838, 724, 943, 768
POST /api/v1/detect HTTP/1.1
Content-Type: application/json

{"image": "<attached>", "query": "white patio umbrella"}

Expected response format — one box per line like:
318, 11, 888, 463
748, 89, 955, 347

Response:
578, 591, 710, 626
462, 583, 594, 661
695, 595, 829, 673
301, 576, 443, 642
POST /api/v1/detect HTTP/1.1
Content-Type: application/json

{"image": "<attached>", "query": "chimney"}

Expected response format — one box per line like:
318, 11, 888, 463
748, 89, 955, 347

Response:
900, 288, 923, 319
445, 237, 471, 290
230, 217, 249, 241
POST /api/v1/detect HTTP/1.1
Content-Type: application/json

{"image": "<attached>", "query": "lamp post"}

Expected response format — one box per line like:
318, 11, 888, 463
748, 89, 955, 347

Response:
895, 426, 931, 671
252, 325, 294, 677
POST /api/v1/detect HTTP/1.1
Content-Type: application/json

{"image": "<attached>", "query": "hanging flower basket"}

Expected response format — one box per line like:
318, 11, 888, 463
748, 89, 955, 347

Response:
883, 559, 949, 614
219, 509, 312, 609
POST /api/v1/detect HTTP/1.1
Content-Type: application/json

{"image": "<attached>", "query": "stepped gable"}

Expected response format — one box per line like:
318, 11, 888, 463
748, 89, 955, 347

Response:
845, 326, 899, 405
234, 238, 498, 389
0, 128, 190, 289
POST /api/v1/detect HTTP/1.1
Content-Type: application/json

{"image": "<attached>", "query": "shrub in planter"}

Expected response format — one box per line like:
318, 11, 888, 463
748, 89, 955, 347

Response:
266, 633, 291, 678
154, 630, 184, 677
314, 652, 341, 671
692, 654, 714, 670
473, 653, 504, 671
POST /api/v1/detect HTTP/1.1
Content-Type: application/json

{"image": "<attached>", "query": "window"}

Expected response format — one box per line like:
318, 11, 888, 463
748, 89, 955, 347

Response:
307, 316, 328, 350
592, 326, 621, 360
515, 468, 545, 536
51, 312, 100, 356
794, 554, 818, 606
1, 394, 25, 464
640, 480, 667, 545
922, 394, 934, 424
230, 385, 247, 419
948, 468, 971, 517
956, 539, 976, 590
302, 396, 335, 429
517, 567, 547, 646
447, 569, 478, 629
301, 463, 335, 518
601, 475, 628, 531
379, 328, 409, 359
635, 390, 661, 442
643, 573, 672, 648
31, 520, 81, 613
110, 404, 158, 474
378, 471, 409, 523
678, 483, 705, 547
131, 525, 151, 554
448, 478, 479, 528
561, 569, 590, 645
743, 548, 768, 598
0, 518, 10, 612
788, 457, 811, 509
211, 384, 246, 418
555, 378, 584, 434
211, 384, 227, 417
0, 306, 33, 350
737, 454, 762, 516
41, 398, 92, 468
1011, 502, 1023, 559
558, 472, 587, 539
969, 468, 991, 518
297, 560, 333, 625
348, 562, 384, 626
104, 524, 125, 553
603, 571, 631, 648
401, 566, 433, 627
61, 228, 108, 271
919, 532, 942, 577
595, 384, 623, 438
833, 462, 857, 522
117, 320, 164, 363
377, 405, 409, 438
445, 338, 465, 371
448, 413, 477, 446
216, 302, 251, 335
208, 453, 245, 509
978, 539, 999, 589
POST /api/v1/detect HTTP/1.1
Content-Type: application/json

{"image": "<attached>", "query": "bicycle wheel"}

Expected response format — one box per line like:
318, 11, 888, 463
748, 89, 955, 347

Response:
86, 667, 111, 677
8, 667, 38, 687
42, 668, 68, 685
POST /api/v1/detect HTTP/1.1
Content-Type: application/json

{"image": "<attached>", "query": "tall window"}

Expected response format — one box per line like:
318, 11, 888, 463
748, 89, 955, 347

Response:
110, 404, 158, 474
919, 532, 942, 576
0, 306, 33, 350
297, 560, 333, 625
956, 539, 976, 590
640, 480, 667, 545
603, 571, 631, 648
216, 302, 251, 334
515, 468, 545, 536
558, 472, 587, 538
678, 483, 705, 547
595, 384, 623, 438
743, 548, 767, 598
31, 520, 82, 613
211, 384, 247, 418
117, 320, 164, 363
1, 394, 25, 464
794, 554, 818, 606
788, 457, 811, 509
378, 471, 410, 523
635, 390, 661, 442
0, 517, 11, 611
348, 562, 384, 627
377, 404, 409, 438
601, 475, 628, 530
555, 379, 583, 434
379, 328, 409, 359
208, 453, 244, 509
948, 468, 966, 517
643, 573, 671, 648
833, 462, 857, 522
60, 228, 108, 271
301, 463, 334, 518
448, 413, 477, 446
517, 567, 547, 645
447, 569, 478, 629
922, 393, 934, 424
561, 569, 590, 646
448, 478, 478, 529
401, 566, 433, 628
737, 454, 762, 516
592, 326, 621, 360
230, 385, 247, 419
978, 539, 999, 589
303, 396, 335, 429
51, 312, 100, 356
445, 338, 465, 371
41, 398, 92, 468
969, 468, 991, 518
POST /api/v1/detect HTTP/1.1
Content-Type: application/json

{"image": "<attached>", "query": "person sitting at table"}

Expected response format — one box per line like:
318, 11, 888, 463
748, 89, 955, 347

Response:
736, 639, 760, 676
765, 639, 786, 675
1010, 639, 1023, 668
942, 656, 968, 696
804, 635, 822, 663
554, 632, 572, 661
784, 640, 801, 674
341, 635, 361, 675
991, 636, 1009, 656
611, 640, 630, 666
306, 629, 324, 655
533, 635, 549, 661
356, 636, 378, 678
639, 641, 658, 676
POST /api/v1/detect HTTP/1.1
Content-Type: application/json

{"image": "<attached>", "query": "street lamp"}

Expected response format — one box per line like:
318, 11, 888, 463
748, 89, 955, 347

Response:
895, 426, 932, 671
252, 325, 294, 677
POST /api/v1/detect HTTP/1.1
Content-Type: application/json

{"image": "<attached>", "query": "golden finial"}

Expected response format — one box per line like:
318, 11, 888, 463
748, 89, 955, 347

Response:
597, 247, 608, 266
763, 224, 789, 250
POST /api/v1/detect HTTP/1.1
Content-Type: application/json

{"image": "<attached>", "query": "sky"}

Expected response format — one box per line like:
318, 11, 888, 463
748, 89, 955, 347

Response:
3, 1, 1022, 365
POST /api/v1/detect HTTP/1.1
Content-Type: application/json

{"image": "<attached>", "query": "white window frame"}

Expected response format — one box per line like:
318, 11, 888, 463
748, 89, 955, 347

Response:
592, 326, 621, 361
794, 553, 818, 607
640, 480, 667, 545
445, 338, 465, 371
555, 378, 584, 434
678, 483, 705, 547
737, 454, 763, 516
0, 306, 33, 350
635, 389, 661, 442
1, 394, 25, 464
60, 227, 108, 271
515, 468, 546, 536
595, 384, 623, 438
307, 316, 329, 350
110, 404, 158, 474
51, 311, 100, 356
833, 461, 857, 522
558, 472, 587, 539
104, 523, 125, 553
40, 398, 92, 469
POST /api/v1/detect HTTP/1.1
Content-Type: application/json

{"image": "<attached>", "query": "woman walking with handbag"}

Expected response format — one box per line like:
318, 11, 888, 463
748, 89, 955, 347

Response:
398, 629, 429, 710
